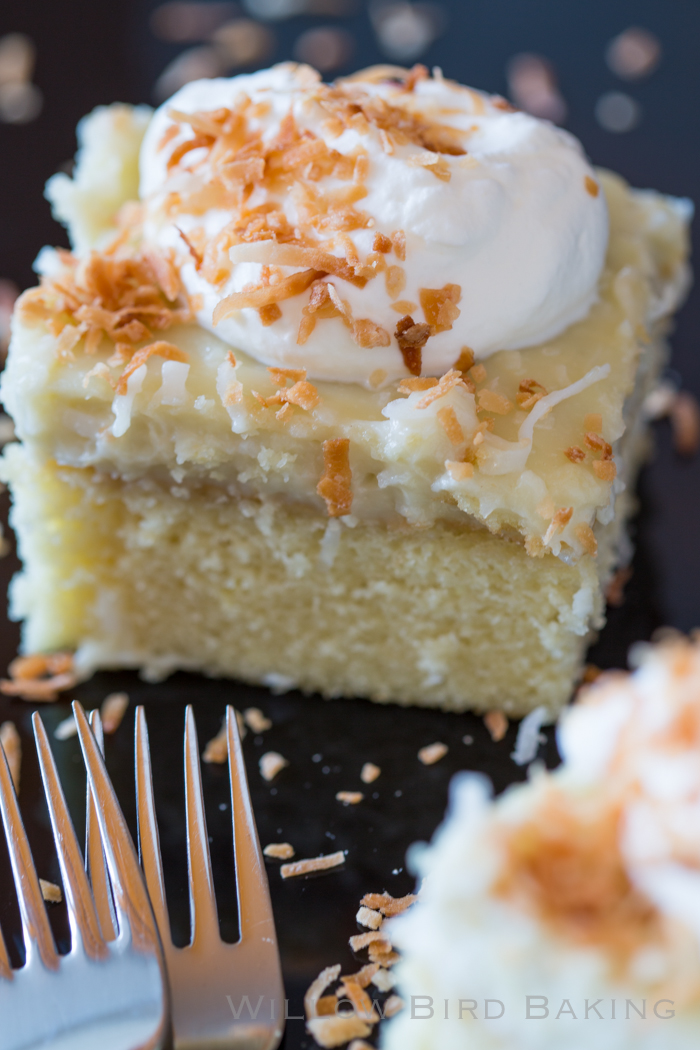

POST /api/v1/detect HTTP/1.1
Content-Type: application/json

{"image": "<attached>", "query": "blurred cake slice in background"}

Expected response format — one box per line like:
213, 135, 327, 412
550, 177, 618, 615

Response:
384, 633, 700, 1049
0, 64, 692, 715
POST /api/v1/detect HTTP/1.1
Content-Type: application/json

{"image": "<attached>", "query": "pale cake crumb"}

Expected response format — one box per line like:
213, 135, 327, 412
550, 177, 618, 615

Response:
243, 707, 272, 732
360, 762, 380, 784
263, 842, 295, 860
281, 850, 345, 879
259, 751, 288, 781
336, 791, 364, 805
356, 905, 383, 930
0, 721, 21, 792
418, 741, 448, 765
54, 715, 78, 740
40, 879, 62, 904
383, 994, 405, 1018
484, 711, 509, 742
101, 691, 129, 734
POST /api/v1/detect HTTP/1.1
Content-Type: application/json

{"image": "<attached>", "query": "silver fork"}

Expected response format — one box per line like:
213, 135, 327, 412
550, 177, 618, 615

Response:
135, 704, 285, 1050
0, 705, 171, 1050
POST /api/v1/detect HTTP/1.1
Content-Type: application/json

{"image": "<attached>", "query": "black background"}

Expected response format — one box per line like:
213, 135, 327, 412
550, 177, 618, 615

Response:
0, 2, 699, 1046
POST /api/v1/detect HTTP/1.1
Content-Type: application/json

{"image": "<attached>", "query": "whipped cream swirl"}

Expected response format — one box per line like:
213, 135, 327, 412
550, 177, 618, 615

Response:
140, 63, 608, 387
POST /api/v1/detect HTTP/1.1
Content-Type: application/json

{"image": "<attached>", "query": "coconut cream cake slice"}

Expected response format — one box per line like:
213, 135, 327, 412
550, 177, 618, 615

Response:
0, 63, 692, 715
383, 634, 700, 1049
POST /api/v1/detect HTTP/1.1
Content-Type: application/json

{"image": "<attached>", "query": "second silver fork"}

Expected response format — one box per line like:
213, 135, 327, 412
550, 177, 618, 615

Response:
135, 705, 285, 1050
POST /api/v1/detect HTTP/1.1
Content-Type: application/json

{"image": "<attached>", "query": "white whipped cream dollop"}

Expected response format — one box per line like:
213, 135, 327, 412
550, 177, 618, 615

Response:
139, 63, 608, 387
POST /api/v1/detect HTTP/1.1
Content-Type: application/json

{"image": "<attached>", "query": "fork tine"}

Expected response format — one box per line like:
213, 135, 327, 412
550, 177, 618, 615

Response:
73, 701, 163, 955
134, 706, 171, 947
0, 921, 12, 981
86, 709, 117, 942
183, 705, 219, 947
32, 713, 108, 962
0, 731, 58, 971
225, 706, 278, 942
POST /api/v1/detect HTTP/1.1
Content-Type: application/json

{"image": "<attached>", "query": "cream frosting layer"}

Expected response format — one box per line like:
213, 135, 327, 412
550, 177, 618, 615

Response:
138, 63, 609, 386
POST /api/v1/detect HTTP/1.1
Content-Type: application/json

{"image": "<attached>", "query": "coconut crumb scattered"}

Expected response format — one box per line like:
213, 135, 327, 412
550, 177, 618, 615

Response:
0, 722, 21, 792
418, 741, 448, 765
543, 506, 573, 545
348, 1040, 374, 1050
477, 389, 512, 415
360, 892, 418, 916
419, 284, 461, 333
593, 459, 617, 480
356, 905, 383, 930
281, 850, 345, 879
203, 722, 228, 764
437, 405, 464, 444
336, 791, 364, 805
671, 391, 700, 457
368, 943, 400, 966
371, 968, 396, 992
100, 692, 129, 734
317, 438, 353, 517
243, 707, 272, 732
360, 762, 380, 784
0, 652, 77, 702
383, 994, 405, 1018
565, 445, 586, 463
264, 842, 295, 860
574, 522, 598, 556
584, 431, 613, 459
394, 314, 430, 376
415, 368, 465, 410
343, 963, 380, 988
340, 980, 379, 1022
398, 376, 437, 394
605, 566, 633, 607
40, 879, 62, 904
584, 412, 603, 432
260, 751, 288, 782
305, 963, 342, 1019
484, 710, 509, 742
470, 362, 487, 384
446, 460, 474, 481
307, 1016, 371, 1048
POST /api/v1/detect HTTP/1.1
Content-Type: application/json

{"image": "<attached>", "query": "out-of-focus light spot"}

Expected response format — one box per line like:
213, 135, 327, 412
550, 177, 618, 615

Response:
150, 2, 240, 43
212, 19, 274, 66
506, 53, 566, 124
154, 45, 225, 101
0, 82, 43, 124
595, 91, 641, 133
606, 26, 661, 80
0, 33, 35, 85
243, 0, 355, 19
370, 1, 446, 62
293, 26, 354, 72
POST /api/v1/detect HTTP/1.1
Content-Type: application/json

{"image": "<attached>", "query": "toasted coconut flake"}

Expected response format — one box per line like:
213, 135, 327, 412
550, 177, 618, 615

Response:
383, 994, 405, 1018
40, 879, 62, 904
367, 944, 400, 966
391, 230, 406, 260
398, 376, 437, 393
584, 412, 603, 432
349, 930, 387, 952
117, 341, 188, 395
339, 981, 379, 1022
415, 368, 465, 409
419, 283, 461, 333
337, 791, 364, 805
385, 265, 406, 300
0, 722, 21, 792
267, 366, 306, 387
343, 963, 380, 989
544, 506, 573, 545
478, 389, 512, 415
305, 963, 342, 1019
203, 722, 228, 764
484, 710, 509, 742
243, 707, 272, 732
317, 438, 353, 517
259, 303, 282, 326
370, 969, 395, 992
223, 379, 244, 406
575, 522, 598, 556
593, 459, 617, 480
260, 751, 288, 781
213, 268, 324, 324
369, 368, 387, 388
605, 566, 633, 607
584, 431, 613, 459
352, 319, 391, 348
470, 362, 487, 384
101, 692, 129, 734
360, 762, 380, 784
565, 445, 586, 463
454, 346, 475, 372
356, 906, 383, 930
390, 298, 418, 313
585, 175, 599, 197
82, 361, 114, 389
446, 460, 474, 481
437, 405, 464, 445
264, 842, 295, 860
1, 652, 77, 702
282, 850, 345, 879
359, 892, 417, 916
395, 314, 430, 375
373, 233, 392, 253
418, 741, 448, 765
54, 716, 78, 741
316, 995, 338, 1016
284, 379, 321, 410
671, 391, 700, 457
307, 1016, 372, 1049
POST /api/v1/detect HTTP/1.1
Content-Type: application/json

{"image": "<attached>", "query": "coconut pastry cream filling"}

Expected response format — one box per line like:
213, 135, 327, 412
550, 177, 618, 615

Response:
384, 636, 700, 1050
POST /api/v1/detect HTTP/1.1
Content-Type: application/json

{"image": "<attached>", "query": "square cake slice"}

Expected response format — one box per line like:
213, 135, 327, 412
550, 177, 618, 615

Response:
0, 65, 692, 716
